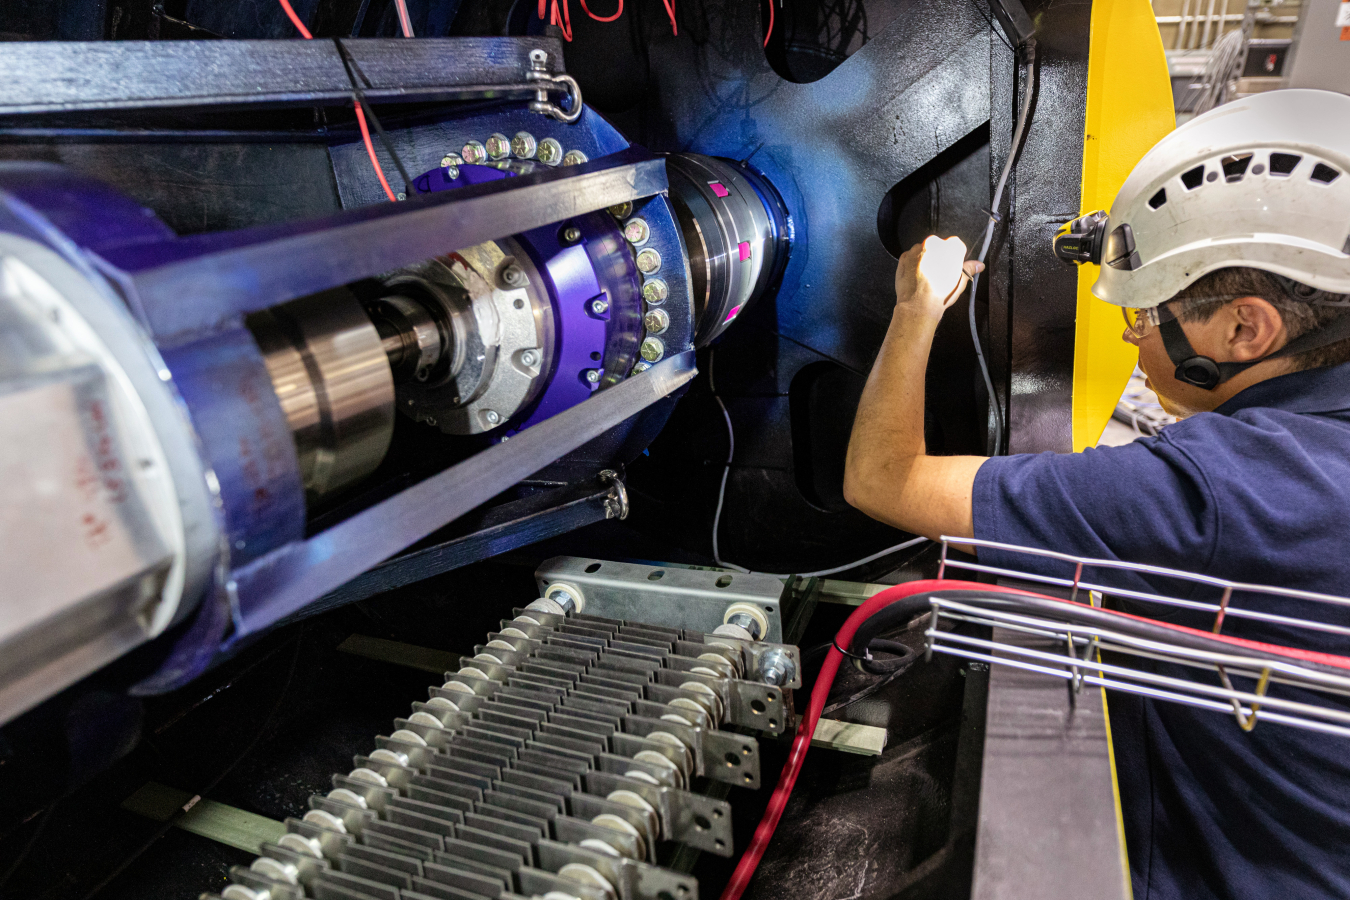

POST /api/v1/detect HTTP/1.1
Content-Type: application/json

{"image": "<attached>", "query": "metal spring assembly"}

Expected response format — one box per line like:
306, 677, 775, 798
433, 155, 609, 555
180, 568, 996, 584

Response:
204, 598, 802, 900
928, 537, 1350, 739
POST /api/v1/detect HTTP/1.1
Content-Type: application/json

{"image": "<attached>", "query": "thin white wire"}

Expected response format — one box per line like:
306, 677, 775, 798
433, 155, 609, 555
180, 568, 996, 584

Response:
710, 390, 929, 578
968, 38, 1037, 456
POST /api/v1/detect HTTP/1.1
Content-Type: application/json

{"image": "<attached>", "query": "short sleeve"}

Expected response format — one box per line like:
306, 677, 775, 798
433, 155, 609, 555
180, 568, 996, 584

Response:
971, 434, 1219, 599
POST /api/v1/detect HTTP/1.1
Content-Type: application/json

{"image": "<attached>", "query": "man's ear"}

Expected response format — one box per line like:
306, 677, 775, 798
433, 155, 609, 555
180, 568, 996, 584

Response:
1225, 296, 1287, 362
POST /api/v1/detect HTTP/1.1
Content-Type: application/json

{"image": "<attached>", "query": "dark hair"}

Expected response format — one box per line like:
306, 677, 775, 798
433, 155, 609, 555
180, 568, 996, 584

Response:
1169, 267, 1350, 372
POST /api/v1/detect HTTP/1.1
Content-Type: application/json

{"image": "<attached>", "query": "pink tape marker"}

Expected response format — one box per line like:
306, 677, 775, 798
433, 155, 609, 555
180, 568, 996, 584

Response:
724, 304, 742, 322
709, 182, 730, 198
738, 241, 751, 261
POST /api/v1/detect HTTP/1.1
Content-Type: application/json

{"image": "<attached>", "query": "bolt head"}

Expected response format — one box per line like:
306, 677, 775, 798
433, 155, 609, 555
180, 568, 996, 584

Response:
759, 649, 796, 686
485, 133, 511, 160
502, 265, 525, 286
641, 278, 669, 304
461, 141, 487, 165
623, 218, 650, 245
563, 226, 582, 243
484, 409, 501, 424
441, 152, 463, 167
521, 350, 539, 366
632, 361, 651, 374
585, 368, 602, 383
396, 192, 406, 201
590, 298, 610, 315
511, 131, 537, 159
643, 308, 670, 334
636, 248, 662, 274
562, 149, 588, 166
639, 337, 665, 363
537, 138, 564, 166
608, 201, 634, 219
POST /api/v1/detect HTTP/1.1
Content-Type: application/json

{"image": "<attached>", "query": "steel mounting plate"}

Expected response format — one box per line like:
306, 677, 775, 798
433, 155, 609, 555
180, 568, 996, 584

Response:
534, 558, 784, 642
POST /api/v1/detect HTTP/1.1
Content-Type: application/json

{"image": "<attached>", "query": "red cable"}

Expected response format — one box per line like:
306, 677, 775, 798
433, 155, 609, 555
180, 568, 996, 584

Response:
579, 0, 623, 22
762, 0, 773, 48
663, 0, 677, 35
275, 0, 399, 203
355, 104, 399, 203
718, 579, 1049, 900
277, 0, 313, 37
720, 576, 1350, 900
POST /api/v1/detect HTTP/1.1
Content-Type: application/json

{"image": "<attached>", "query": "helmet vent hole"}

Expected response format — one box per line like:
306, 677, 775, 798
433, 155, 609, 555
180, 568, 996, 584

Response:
1269, 153, 1302, 176
1311, 163, 1341, 185
1148, 189, 1167, 210
1181, 165, 1206, 190
1221, 154, 1253, 182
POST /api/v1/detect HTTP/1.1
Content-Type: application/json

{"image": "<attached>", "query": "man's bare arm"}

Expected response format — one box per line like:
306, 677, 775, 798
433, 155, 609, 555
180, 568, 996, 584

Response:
843, 237, 989, 542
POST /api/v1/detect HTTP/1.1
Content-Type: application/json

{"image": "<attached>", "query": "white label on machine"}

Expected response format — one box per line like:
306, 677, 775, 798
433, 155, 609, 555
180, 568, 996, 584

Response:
1336, 2, 1350, 26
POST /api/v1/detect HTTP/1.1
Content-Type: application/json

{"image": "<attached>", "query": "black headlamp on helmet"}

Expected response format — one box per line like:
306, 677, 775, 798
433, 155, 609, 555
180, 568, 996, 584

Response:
1052, 211, 1141, 271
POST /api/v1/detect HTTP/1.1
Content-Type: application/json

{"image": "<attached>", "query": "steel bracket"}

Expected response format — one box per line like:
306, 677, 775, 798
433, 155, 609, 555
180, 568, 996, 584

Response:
535, 558, 786, 642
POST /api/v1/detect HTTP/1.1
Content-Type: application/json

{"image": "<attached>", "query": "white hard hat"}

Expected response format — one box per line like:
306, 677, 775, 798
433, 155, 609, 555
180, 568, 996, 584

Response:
1053, 88, 1350, 309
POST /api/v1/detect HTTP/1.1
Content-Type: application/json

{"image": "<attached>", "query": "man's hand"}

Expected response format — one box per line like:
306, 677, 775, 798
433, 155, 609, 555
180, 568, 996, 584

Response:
894, 235, 984, 321
842, 236, 990, 543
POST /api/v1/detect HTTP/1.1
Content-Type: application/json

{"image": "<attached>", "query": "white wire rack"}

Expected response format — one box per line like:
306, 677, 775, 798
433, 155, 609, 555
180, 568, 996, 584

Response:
926, 537, 1350, 738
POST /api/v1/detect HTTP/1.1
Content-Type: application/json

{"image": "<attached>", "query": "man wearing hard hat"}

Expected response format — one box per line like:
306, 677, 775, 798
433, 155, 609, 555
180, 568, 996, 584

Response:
844, 88, 1350, 899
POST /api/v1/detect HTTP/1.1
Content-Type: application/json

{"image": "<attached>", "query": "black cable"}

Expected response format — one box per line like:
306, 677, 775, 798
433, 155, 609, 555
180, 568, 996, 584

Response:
332, 37, 414, 195
77, 632, 305, 900
0, 805, 57, 897
822, 657, 920, 717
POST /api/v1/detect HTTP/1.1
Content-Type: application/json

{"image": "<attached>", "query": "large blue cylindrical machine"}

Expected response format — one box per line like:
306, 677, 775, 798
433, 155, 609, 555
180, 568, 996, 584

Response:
0, 105, 790, 724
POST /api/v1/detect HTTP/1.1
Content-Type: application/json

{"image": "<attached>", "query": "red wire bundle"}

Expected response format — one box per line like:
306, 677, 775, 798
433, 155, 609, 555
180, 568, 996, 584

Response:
717, 579, 1046, 900
718, 576, 1350, 900
277, 0, 399, 203
537, 0, 676, 41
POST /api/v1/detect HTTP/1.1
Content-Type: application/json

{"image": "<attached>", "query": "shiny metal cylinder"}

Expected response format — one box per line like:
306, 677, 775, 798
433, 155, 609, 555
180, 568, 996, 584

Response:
247, 289, 395, 500
665, 154, 791, 346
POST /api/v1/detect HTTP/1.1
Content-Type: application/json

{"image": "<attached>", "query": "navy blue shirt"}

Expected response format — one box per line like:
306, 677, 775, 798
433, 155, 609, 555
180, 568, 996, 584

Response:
973, 361, 1350, 900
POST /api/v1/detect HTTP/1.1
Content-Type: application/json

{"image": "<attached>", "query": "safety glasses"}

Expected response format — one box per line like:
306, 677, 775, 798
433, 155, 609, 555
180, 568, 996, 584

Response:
1121, 305, 1162, 340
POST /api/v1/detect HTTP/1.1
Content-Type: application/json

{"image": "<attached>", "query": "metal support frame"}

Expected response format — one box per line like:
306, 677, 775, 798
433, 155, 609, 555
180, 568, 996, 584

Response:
282, 479, 628, 624
0, 38, 571, 115
970, 627, 1129, 900
533, 557, 788, 643
95, 146, 667, 342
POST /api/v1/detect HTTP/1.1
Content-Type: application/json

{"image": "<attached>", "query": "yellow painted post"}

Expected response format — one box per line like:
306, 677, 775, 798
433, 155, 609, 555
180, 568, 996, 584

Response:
1071, 0, 1176, 451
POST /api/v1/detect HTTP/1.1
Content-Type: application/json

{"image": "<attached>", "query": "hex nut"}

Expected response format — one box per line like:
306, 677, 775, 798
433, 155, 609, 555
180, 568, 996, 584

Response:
641, 278, 669, 304
636, 248, 662, 274
461, 140, 487, 164
759, 649, 796, 687
511, 132, 537, 159
639, 336, 665, 363
537, 137, 564, 166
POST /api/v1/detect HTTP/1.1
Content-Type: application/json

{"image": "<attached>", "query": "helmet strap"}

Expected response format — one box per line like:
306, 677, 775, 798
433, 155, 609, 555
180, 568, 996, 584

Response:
1157, 306, 1350, 391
